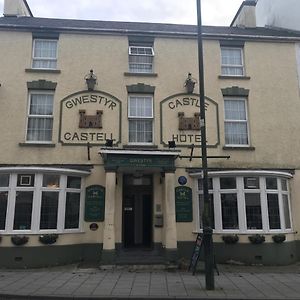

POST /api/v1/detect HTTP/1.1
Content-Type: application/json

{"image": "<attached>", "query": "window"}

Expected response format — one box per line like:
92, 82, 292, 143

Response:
129, 46, 154, 73
221, 47, 244, 76
32, 39, 57, 69
128, 95, 153, 143
194, 173, 292, 233
26, 92, 54, 142
0, 171, 85, 234
224, 98, 249, 146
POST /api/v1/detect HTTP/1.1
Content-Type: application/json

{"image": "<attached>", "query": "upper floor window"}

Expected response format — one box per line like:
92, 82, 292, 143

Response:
221, 47, 244, 76
32, 39, 58, 69
0, 171, 85, 234
129, 46, 154, 73
128, 95, 153, 144
26, 92, 54, 143
224, 98, 249, 146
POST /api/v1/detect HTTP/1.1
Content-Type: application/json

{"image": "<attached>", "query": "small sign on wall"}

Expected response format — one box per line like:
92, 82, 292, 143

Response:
85, 185, 105, 222
175, 186, 193, 222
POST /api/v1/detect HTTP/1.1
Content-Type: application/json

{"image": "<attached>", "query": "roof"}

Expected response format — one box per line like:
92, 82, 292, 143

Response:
1, 16, 300, 41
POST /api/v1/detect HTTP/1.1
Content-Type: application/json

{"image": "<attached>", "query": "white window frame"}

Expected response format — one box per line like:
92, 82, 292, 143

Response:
128, 95, 154, 145
32, 39, 58, 70
221, 46, 245, 76
0, 168, 89, 235
224, 97, 250, 147
192, 171, 293, 234
128, 46, 154, 73
26, 91, 54, 144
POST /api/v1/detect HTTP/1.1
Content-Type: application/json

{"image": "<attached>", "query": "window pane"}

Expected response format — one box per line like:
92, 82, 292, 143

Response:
221, 193, 239, 229
225, 122, 248, 145
67, 176, 81, 189
0, 174, 9, 187
245, 193, 262, 229
224, 100, 246, 120
220, 177, 236, 189
266, 177, 278, 190
267, 194, 281, 229
40, 192, 58, 229
30, 94, 53, 115
17, 174, 35, 187
27, 117, 53, 142
43, 175, 60, 188
65, 192, 80, 229
199, 194, 214, 229
13, 191, 33, 230
198, 178, 213, 190
281, 179, 288, 191
34, 40, 57, 59
0, 192, 8, 230
129, 97, 152, 117
244, 177, 259, 189
282, 194, 291, 229
129, 120, 153, 143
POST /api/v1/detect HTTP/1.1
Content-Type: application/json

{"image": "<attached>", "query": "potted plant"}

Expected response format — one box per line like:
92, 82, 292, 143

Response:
222, 234, 239, 244
11, 235, 29, 246
248, 234, 265, 244
39, 234, 58, 245
272, 234, 286, 244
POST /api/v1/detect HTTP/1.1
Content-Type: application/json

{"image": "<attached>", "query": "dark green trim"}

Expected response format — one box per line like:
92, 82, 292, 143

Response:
19, 143, 56, 148
123, 144, 158, 149
218, 75, 250, 80
27, 80, 57, 90
164, 249, 178, 263
126, 83, 155, 94
221, 86, 249, 97
219, 40, 245, 47
25, 68, 61, 74
101, 250, 116, 265
0, 243, 102, 268
59, 90, 122, 146
32, 31, 59, 39
124, 72, 158, 77
223, 146, 255, 151
159, 93, 220, 148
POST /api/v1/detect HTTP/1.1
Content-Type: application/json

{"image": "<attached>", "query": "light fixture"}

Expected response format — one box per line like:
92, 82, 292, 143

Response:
105, 139, 113, 147
85, 69, 97, 91
168, 140, 176, 148
184, 72, 197, 94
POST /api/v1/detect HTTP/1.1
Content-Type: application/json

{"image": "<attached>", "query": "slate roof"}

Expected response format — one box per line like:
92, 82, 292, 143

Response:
1, 16, 300, 40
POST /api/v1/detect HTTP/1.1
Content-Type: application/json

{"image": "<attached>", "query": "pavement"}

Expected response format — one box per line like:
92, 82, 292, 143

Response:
0, 263, 300, 299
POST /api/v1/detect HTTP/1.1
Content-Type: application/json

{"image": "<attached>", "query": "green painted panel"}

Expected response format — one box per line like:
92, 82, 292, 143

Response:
85, 185, 105, 222
175, 186, 193, 222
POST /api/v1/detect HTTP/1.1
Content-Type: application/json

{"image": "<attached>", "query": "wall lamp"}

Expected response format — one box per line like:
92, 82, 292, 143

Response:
85, 69, 97, 91
168, 140, 176, 148
105, 139, 113, 147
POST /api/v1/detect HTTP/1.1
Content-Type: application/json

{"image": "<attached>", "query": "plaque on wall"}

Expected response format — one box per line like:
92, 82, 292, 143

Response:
85, 185, 105, 222
175, 186, 193, 222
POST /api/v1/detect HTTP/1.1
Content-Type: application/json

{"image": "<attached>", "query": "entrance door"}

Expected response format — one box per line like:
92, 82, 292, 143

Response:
123, 175, 153, 248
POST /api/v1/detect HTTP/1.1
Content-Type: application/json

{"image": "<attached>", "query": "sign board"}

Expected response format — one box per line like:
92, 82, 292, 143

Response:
85, 185, 105, 222
189, 233, 203, 275
175, 186, 193, 222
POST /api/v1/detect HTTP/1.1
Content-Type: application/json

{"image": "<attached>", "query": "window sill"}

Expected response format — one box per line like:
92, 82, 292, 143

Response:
124, 72, 158, 77
223, 146, 255, 151
19, 143, 56, 148
218, 75, 250, 80
25, 68, 61, 74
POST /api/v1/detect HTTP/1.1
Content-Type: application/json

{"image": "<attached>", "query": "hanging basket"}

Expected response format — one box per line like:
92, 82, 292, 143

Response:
272, 234, 286, 244
11, 235, 29, 246
222, 234, 239, 244
248, 234, 265, 244
39, 234, 59, 245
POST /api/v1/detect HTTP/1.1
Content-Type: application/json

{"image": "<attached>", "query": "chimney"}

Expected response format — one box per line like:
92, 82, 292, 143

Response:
3, 0, 33, 17
230, 0, 257, 28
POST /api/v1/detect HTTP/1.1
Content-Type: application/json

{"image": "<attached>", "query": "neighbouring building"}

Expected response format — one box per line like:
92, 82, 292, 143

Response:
1, 0, 300, 268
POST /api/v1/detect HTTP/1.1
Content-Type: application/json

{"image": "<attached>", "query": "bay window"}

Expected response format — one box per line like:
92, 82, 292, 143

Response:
194, 172, 293, 233
0, 169, 86, 234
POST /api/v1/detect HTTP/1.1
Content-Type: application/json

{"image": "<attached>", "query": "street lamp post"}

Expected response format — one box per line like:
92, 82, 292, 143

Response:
196, 0, 215, 290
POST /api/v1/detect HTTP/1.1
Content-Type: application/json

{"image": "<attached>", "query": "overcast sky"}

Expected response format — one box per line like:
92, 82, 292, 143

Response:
0, 0, 244, 26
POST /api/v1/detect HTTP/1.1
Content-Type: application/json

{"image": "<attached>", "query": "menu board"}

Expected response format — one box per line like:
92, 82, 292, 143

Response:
175, 186, 193, 222
85, 185, 105, 222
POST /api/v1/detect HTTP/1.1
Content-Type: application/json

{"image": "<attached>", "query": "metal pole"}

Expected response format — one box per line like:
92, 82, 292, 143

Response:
196, 0, 215, 290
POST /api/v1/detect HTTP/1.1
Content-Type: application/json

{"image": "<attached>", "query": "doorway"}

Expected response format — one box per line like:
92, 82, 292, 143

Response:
122, 175, 153, 248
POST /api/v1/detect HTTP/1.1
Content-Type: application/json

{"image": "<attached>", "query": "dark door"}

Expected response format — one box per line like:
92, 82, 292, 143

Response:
123, 175, 153, 248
